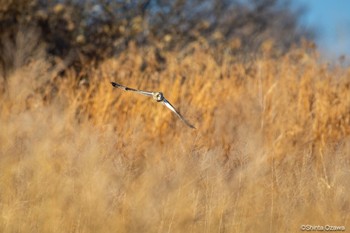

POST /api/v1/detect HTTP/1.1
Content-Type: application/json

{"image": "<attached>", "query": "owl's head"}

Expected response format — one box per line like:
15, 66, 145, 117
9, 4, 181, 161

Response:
153, 92, 164, 102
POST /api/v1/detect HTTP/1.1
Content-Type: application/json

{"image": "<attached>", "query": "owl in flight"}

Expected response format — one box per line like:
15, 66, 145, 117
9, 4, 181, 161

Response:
111, 82, 196, 129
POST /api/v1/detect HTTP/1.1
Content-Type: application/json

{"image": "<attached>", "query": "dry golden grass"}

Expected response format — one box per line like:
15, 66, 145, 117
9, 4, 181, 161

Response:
1, 38, 350, 232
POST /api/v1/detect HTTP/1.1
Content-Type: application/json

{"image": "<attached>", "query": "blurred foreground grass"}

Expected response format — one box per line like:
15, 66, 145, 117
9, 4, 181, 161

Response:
0, 39, 350, 232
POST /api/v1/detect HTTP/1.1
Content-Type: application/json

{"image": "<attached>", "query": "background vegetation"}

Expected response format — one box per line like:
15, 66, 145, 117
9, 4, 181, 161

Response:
0, 0, 349, 232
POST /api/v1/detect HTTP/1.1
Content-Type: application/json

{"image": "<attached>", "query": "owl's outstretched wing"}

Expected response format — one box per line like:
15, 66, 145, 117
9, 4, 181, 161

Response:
111, 82, 153, 97
162, 98, 196, 129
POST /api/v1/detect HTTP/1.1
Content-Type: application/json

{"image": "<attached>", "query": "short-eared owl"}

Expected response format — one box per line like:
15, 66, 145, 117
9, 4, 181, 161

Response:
111, 82, 195, 129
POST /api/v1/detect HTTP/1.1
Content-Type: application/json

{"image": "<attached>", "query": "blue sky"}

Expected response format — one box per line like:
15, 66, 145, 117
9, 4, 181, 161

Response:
295, 0, 350, 60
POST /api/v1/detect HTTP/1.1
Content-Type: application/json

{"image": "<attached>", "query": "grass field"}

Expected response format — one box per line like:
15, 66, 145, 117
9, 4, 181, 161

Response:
0, 36, 350, 232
